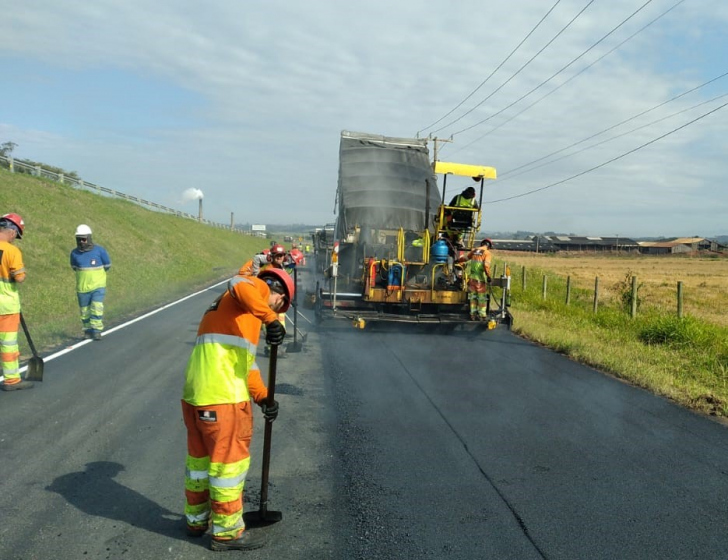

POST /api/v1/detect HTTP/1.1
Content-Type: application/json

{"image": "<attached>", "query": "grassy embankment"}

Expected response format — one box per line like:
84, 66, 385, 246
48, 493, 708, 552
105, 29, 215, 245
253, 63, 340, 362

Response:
0, 168, 269, 352
491, 251, 728, 419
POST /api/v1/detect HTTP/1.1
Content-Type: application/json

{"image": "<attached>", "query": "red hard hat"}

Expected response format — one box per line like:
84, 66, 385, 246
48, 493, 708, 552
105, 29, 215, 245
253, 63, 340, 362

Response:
480, 238, 493, 248
270, 244, 286, 256
1, 213, 25, 239
258, 268, 295, 312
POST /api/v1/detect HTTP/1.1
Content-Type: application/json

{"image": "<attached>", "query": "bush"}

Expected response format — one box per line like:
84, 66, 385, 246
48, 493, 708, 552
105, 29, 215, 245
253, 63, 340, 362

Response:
638, 315, 715, 348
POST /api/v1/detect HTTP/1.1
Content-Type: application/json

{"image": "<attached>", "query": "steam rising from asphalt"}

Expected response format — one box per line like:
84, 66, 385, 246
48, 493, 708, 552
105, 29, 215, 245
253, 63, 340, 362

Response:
182, 188, 204, 202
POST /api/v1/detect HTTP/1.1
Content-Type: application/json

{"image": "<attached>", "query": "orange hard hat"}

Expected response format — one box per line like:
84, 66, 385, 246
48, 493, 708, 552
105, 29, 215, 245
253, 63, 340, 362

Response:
258, 268, 295, 312
1, 213, 25, 238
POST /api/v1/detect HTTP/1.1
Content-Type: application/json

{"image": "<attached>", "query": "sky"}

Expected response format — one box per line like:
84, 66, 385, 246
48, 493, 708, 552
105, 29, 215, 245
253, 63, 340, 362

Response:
1, 0, 727, 238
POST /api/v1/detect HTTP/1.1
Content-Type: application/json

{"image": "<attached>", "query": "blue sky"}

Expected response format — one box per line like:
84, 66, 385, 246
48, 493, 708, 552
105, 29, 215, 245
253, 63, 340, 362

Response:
1, 0, 727, 237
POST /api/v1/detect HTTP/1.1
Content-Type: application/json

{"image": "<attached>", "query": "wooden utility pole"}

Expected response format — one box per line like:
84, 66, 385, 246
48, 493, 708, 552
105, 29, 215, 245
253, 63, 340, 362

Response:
430, 136, 453, 163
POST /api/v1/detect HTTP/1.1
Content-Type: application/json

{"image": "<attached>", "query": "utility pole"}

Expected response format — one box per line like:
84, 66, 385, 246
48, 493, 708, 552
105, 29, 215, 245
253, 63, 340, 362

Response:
430, 136, 453, 163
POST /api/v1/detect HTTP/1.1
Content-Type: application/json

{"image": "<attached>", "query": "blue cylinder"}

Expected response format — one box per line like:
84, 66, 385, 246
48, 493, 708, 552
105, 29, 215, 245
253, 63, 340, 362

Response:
431, 239, 449, 263
388, 263, 404, 289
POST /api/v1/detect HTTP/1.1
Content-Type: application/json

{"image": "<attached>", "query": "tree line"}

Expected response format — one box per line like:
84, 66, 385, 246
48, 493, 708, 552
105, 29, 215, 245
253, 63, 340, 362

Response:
1, 141, 80, 180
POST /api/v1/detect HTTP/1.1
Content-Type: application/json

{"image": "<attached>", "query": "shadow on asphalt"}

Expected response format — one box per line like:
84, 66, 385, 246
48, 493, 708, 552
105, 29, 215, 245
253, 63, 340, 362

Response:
46, 461, 190, 543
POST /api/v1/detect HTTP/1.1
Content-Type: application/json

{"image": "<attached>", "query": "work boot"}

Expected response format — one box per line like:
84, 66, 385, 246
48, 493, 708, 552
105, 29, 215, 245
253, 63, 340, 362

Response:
84, 330, 93, 340
210, 530, 267, 551
93, 332, 102, 341
469, 314, 477, 321
186, 524, 208, 538
1, 380, 34, 391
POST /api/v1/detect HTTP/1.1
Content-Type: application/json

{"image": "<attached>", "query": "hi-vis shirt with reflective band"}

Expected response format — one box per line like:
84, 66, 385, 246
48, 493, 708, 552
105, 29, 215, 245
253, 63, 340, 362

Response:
0, 241, 25, 315
466, 248, 492, 281
453, 194, 477, 208
70, 245, 111, 293
182, 275, 279, 407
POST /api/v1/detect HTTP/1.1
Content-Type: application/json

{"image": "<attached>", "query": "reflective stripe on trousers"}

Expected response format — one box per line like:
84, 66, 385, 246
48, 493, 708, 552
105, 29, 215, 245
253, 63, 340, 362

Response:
0, 313, 21, 382
77, 288, 105, 333
181, 400, 253, 539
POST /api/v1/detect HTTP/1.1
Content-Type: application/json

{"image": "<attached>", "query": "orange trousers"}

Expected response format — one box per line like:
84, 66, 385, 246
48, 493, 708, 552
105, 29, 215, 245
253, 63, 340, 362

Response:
181, 400, 253, 540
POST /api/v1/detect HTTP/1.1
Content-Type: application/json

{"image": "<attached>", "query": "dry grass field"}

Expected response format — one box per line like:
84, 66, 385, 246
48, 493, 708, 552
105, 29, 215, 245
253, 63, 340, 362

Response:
497, 251, 728, 327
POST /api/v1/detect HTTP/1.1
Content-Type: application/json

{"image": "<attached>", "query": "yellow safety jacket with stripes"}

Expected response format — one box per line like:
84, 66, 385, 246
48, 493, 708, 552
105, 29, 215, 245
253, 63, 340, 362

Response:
183, 275, 277, 407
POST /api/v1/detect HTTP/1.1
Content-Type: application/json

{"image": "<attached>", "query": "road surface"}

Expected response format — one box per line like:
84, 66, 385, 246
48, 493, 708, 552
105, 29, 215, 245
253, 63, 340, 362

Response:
1, 272, 727, 559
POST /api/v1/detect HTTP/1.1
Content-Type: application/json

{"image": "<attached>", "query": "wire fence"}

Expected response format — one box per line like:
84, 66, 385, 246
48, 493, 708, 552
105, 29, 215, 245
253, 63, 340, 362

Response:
0, 154, 250, 233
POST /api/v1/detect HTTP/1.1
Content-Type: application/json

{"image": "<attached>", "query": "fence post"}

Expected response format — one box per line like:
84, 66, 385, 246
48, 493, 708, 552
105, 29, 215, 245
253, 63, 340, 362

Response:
521, 265, 526, 291
542, 275, 547, 300
593, 276, 599, 313
677, 281, 683, 319
492, 263, 498, 277
35, 165, 41, 177
631, 275, 638, 318
565, 276, 571, 305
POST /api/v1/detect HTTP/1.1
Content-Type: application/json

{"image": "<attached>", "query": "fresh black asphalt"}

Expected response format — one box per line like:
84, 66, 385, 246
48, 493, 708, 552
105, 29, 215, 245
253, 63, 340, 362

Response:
1, 270, 727, 559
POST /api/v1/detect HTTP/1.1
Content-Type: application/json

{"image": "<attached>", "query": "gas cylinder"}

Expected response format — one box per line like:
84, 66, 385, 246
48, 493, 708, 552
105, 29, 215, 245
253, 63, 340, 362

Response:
387, 262, 404, 290
431, 239, 449, 263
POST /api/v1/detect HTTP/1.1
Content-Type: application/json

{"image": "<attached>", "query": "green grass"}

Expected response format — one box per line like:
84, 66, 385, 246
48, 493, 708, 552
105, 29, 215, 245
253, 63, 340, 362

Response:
1, 168, 269, 351
496, 258, 728, 418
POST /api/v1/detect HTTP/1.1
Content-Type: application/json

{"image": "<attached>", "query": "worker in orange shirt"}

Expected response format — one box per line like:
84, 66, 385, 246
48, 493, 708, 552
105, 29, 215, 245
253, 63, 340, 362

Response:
238, 244, 288, 277
463, 238, 493, 321
0, 213, 31, 391
239, 245, 293, 357
182, 268, 293, 551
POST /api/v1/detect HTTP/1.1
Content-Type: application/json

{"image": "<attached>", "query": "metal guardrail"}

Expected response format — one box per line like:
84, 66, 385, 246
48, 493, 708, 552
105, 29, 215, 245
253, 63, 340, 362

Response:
0, 154, 249, 233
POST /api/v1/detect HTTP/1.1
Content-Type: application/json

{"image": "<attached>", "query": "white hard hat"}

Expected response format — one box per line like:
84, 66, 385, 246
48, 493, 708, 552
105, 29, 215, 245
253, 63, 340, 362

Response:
75, 224, 93, 236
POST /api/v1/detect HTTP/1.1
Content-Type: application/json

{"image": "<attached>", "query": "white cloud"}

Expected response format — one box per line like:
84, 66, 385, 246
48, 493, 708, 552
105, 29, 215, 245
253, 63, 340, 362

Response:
1, 0, 727, 236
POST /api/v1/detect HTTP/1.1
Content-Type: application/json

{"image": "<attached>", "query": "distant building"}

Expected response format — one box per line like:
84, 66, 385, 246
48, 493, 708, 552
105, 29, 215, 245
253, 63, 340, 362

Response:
480, 235, 727, 254
483, 235, 638, 253
637, 237, 726, 254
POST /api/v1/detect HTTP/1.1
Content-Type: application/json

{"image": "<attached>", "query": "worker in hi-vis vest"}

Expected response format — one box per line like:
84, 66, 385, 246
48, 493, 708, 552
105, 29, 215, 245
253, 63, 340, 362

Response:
0, 213, 31, 391
181, 268, 292, 551
70, 224, 111, 341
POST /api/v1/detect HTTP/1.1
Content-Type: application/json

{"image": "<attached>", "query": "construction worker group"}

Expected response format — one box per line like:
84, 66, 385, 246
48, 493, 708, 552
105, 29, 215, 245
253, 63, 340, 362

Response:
1, 215, 112, 392
1, 212, 299, 551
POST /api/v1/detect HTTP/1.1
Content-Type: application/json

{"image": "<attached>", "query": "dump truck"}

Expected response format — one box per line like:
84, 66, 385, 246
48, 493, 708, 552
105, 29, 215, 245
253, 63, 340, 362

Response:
315, 130, 513, 329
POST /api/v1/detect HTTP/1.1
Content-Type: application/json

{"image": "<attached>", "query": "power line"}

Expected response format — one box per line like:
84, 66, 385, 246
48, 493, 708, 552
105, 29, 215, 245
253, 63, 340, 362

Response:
428, 0, 596, 136
450, 0, 688, 158
484, 100, 728, 204
416, 0, 562, 137
498, 68, 728, 180
448, 0, 656, 138
496, 90, 728, 185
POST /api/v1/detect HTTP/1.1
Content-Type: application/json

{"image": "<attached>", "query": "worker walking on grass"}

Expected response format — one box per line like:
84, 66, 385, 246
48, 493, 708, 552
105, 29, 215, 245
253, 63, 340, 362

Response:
464, 238, 493, 321
181, 268, 292, 551
70, 225, 111, 341
0, 213, 32, 392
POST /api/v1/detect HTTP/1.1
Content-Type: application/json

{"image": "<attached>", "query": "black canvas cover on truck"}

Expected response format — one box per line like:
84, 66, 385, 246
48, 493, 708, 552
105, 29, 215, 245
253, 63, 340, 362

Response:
336, 131, 441, 239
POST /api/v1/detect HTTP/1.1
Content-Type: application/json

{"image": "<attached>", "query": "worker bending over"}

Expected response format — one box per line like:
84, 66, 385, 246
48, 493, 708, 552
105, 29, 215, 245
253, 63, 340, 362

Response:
181, 268, 292, 551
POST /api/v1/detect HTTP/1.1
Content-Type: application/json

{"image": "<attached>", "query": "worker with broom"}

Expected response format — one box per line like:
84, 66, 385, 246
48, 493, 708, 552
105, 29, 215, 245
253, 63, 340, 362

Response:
181, 268, 293, 551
